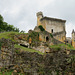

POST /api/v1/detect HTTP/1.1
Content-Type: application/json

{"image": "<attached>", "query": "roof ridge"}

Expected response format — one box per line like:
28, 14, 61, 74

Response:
40, 16, 66, 22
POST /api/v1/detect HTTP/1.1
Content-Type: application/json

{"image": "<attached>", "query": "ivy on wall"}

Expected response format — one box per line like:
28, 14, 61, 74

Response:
38, 25, 45, 31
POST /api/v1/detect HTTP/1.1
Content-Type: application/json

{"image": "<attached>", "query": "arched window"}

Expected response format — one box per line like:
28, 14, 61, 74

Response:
51, 29, 53, 33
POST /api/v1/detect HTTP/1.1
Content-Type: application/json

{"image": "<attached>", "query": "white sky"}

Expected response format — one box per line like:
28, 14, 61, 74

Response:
0, 0, 75, 37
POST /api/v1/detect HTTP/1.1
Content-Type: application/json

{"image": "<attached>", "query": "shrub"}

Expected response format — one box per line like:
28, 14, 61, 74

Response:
38, 25, 45, 31
28, 31, 39, 42
50, 33, 53, 38
15, 49, 20, 54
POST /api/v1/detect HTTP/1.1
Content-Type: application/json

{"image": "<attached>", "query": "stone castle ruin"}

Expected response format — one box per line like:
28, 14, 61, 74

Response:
33, 11, 75, 49
36, 12, 66, 43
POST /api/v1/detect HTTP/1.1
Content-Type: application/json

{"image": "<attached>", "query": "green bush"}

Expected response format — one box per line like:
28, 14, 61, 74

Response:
15, 49, 20, 54
50, 43, 75, 50
38, 25, 45, 31
50, 33, 53, 38
28, 31, 39, 42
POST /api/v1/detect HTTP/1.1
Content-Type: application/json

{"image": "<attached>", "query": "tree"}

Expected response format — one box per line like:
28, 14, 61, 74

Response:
20, 30, 25, 33
14, 28, 19, 32
0, 14, 20, 32
0, 14, 4, 31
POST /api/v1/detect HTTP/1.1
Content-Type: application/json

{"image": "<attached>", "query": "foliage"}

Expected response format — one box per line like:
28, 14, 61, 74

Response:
0, 14, 19, 32
0, 70, 23, 75
28, 31, 39, 42
67, 43, 74, 49
20, 30, 25, 33
50, 45, 61, 51
0, 32, 26, 42
27, 31, 40, 47
14, 44, 43, 55
50, 43, 75, 50
50, 33, 53, 38
38, 25, 45, 31
15, 49, 20, 54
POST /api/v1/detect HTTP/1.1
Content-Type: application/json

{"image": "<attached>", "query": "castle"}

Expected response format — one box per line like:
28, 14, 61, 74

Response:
34, 12, 75, 48
36, 12, 66, 43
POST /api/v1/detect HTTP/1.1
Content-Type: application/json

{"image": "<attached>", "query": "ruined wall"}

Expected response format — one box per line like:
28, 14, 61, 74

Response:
37, 12, 66, 33
40, 20, 46, 30
66, 37, 72, 44
38, 31, 66, 43
72, 33, 75, 48
40, 19, 66, 42
53, 31, 66, 42
0, 38, 15, 67
44, 19, 65, 33
36, 12, 66, 43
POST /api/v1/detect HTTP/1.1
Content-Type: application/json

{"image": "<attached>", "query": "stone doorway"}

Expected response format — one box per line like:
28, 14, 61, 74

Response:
46, 36, 49, 42
51, 29, 53, 33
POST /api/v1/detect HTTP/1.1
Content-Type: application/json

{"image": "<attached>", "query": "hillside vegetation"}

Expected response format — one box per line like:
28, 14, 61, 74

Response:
50, 43, 75, 50
0, 32, 26, 41
0, 32, 75, 50
15, 44, 43, 55
0, 14, 19, 32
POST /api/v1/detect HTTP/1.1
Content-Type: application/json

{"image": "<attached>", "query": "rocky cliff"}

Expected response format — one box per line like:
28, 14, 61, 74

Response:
0, 38, 75, 75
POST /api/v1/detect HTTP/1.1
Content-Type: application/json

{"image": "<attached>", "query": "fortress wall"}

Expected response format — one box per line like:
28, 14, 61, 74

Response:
53, 32, 66, 42
45, 20, 65, 33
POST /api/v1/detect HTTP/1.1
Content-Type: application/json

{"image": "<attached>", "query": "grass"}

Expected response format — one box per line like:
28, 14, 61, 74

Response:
0, 72, 12, 75
0, 71, 23, 75
50, 43, 75, 50
14, 44, 43, 55
0, 32, 43, 54
0, 31, 27, 42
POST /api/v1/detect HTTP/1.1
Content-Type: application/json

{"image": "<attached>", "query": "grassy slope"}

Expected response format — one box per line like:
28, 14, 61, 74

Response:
0, 32, 27, 41
0, 32, 43, 54
15, 44, 43, 55
50, 43, 75, 50
0, 71, 23, 75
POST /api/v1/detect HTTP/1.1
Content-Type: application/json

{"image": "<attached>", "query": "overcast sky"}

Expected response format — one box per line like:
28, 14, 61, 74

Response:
0, 0, 75, 37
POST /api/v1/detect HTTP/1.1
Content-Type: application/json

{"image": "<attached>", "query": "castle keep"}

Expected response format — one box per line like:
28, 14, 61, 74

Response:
36, 12, 66, 42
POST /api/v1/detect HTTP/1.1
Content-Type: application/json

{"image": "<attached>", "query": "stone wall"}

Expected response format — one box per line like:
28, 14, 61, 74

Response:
0, 38, 75, 74
66, 37, 72, 44
72, 30, 75, 48
44, 19, 65, 33
8, 50, 75, 74
0, 38, 15, 67
36, 12, 66, 43
37, 12, 66, 34
53, 31, 66, 42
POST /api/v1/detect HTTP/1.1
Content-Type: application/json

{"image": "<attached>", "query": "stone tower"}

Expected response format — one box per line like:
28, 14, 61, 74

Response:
72, 29, 75, 48
36, 12, 43, 26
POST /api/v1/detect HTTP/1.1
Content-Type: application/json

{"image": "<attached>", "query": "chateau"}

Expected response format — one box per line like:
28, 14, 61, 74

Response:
36, 12, 66, 42
34, 11, 75, 49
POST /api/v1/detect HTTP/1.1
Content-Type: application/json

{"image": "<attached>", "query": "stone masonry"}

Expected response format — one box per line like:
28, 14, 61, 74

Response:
36, 12, 66, 43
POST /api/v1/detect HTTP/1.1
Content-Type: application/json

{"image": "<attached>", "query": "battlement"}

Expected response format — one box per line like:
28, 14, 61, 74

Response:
36, 11, 43, 17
